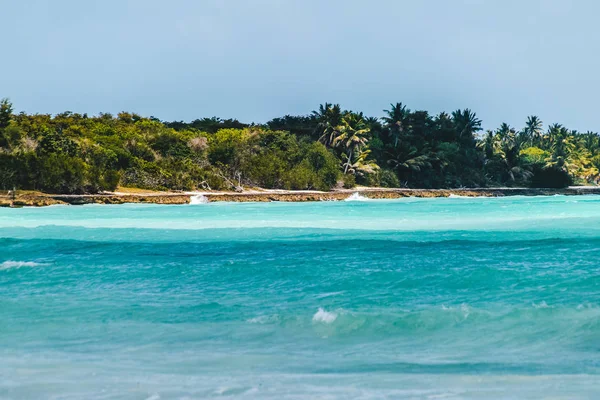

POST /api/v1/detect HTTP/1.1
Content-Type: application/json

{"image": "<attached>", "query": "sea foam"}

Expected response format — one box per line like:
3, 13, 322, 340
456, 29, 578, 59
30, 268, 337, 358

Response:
0, 261, 45, 270
344, 192, 369, 202
313, 308, 338, 323
190, 194, 209, 204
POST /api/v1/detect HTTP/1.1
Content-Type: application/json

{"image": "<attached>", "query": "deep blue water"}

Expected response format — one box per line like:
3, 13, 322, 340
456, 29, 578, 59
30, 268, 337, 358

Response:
1, 195, 600, 399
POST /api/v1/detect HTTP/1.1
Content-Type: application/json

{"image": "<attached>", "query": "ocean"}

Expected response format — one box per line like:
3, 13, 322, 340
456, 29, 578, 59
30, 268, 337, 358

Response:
1, 195, 600, 399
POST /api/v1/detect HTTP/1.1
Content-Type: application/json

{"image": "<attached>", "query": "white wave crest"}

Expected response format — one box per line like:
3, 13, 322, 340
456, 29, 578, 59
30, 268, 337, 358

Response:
344, 192, 369, 202
313, 308, 338, 324
0, 261, 45, 270
247, 315, 280, 324
190, 194, 209, 204
448, 194, 490, 199
533, 301, 551, 309
441, 303, 470, 318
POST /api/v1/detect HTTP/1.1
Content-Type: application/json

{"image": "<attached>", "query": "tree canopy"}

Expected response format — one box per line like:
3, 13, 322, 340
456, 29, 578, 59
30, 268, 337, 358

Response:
1, 98, 598, 193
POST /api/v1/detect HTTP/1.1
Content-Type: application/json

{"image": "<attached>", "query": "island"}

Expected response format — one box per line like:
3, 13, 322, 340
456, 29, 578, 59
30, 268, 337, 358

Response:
1, 98, 598, 206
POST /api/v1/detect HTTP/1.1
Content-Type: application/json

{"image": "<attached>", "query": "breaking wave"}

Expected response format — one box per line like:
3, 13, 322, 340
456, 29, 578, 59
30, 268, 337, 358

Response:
344, 192, 370, 202
0, 260, 45, 270
313, 308, 338, 323
244, 304, 600, 342
189, 194, 209, 204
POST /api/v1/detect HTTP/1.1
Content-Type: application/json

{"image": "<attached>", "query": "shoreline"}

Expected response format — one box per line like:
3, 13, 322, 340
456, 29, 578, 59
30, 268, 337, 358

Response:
2, 186, 600, 207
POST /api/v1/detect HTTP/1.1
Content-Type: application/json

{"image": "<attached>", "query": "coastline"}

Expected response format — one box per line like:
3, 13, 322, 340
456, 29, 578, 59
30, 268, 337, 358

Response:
2, 186, 600, 207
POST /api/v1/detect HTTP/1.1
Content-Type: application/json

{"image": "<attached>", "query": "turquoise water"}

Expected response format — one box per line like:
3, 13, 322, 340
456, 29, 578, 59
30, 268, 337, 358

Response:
1, 195, 600, 399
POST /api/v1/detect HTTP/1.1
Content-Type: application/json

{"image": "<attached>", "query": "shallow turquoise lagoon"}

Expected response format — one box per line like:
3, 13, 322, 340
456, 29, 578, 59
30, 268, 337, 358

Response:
1, 195, 600, 399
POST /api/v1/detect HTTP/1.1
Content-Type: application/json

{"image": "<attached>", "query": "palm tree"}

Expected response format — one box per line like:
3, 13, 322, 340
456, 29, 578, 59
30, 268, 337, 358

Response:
312, 103, 343, 147
433, 111, 455, 142
542, 124, 581, 179
311, 103, 331, 120
452, 109, 482, 142
382, 102, 410, 148
523, 116, 543, 146
497, 123, 514, 140
364, 116, 383, 134
387, 147, 433, 176
547, 125, 572, 158
478, 130, 498, 161
341, 149, 379, 177
544, 123, 564, 151
498, 130, 530, 183
478, 123, 531, 184
332, 113, 370, 174
566, 144, 598, 181
581, 131, 600, 156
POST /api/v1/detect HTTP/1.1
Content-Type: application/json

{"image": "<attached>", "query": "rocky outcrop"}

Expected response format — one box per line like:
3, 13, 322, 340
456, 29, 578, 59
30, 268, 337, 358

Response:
0, 193, 189, 207
198, 187, 600, 202
49, 194, 191, 205
0, 194, 66, 207
2, 187, 600, 207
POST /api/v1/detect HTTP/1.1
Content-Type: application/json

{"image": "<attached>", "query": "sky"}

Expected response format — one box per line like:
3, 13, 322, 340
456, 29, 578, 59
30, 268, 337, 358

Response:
2, 0, 600, 130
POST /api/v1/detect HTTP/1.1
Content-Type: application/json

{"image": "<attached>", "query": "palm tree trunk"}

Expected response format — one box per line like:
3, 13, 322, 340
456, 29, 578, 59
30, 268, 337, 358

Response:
344, 149, 353, 174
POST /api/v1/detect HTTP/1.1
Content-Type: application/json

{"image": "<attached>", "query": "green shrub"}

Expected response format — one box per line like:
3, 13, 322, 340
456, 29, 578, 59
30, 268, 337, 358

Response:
530, 165, 572, 188
342, 174, 356, 188
246, 152, 288, 188
379, 169, 401, 188
520, 147, 550, 164
39, 154, 88, 194
305, 143, 339, 189
283, 163, 317, 190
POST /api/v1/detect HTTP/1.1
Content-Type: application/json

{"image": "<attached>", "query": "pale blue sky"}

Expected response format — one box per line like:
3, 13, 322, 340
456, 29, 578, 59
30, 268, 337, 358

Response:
2, 0, 600, 130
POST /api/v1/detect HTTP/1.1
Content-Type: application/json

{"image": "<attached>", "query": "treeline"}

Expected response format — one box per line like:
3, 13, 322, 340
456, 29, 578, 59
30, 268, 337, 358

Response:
0, 98, 598, 193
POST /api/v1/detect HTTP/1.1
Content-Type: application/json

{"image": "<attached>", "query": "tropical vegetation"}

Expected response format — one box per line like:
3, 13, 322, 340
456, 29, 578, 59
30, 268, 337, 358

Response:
1, 97, 599, 193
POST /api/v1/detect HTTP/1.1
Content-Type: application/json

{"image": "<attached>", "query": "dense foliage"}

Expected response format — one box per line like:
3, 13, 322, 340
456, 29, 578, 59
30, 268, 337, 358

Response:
1, 98, 598, 193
